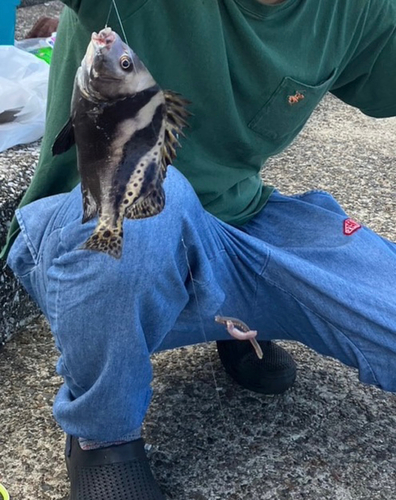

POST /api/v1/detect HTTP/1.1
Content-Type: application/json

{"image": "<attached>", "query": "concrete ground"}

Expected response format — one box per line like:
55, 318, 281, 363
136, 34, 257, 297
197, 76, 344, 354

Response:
20, 0, 56, 7
1, 2, 396, 500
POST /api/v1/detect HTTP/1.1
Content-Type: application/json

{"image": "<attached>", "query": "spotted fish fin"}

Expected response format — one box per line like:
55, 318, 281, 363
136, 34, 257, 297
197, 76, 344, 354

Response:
81, 226, 123, 260
124, 184, 165, 220
161, 90, 191, 170
81, 185, 98, 223
52, 117, 75, 156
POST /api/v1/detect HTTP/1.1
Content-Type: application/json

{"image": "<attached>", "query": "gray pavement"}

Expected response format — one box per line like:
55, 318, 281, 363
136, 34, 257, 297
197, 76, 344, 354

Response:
1, 2, 396, 500
20, 0, 55, 6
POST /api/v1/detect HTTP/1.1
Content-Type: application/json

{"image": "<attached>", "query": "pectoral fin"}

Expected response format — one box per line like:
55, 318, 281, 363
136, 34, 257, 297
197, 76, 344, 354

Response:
52, 118, 75, 156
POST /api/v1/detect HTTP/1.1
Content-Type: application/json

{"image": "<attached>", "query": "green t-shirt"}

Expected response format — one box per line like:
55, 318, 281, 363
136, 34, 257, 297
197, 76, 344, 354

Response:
2, 0, 396, 259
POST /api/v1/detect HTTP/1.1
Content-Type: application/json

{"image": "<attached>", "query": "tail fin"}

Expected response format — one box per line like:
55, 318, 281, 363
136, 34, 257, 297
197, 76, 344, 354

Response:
81, 227, 123, 259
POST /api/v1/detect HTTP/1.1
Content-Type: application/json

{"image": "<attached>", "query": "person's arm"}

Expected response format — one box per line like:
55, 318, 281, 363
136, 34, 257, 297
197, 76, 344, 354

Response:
331, 0, 396, 118
60, 0, 149, 32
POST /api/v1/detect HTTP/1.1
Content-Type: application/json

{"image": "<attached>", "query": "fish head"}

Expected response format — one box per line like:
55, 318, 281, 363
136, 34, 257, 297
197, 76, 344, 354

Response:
79, 27, 157, 100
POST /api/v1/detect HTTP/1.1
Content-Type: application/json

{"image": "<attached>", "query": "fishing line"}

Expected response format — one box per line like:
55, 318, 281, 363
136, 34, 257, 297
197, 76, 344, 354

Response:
181, 237, 227, 422
110, 0, 129, 45
107, 0, 226, 421
107, 0, 136, 76
105, 3, 112, 28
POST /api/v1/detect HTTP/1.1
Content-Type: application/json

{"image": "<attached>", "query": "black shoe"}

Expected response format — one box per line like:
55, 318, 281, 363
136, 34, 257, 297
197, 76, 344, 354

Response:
216, 340, 297, 394
65, 435, 165, 500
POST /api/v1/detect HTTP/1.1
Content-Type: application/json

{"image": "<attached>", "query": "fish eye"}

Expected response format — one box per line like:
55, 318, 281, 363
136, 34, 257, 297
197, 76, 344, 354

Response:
120, 55, 133, 71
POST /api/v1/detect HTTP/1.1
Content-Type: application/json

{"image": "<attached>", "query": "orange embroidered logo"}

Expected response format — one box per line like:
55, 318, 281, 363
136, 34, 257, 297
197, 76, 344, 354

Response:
288, 91, 305, 105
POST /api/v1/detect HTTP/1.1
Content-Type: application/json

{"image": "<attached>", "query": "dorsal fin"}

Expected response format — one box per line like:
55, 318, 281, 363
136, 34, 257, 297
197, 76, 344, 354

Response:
161, 90, 191, 171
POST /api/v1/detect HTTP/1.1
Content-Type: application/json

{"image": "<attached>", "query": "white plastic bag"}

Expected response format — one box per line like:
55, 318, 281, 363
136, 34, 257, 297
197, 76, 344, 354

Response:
0, 45, 49, 153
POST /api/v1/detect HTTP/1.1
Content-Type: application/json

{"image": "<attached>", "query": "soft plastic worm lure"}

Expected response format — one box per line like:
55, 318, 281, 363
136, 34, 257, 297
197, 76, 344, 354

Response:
215, 315, 263, 359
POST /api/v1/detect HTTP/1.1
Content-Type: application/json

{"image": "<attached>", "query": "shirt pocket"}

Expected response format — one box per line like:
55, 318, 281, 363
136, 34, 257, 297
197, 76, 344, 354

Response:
248, 70, 337, 143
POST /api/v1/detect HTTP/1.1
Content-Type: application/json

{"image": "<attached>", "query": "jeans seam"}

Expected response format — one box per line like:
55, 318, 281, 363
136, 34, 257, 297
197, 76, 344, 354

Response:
15, 209, 39, 265
262, 274, 380, 386
258, 247, 271, 276
253, 248, 271, 313
51, 255, 89, 394
14, 266, 37, 280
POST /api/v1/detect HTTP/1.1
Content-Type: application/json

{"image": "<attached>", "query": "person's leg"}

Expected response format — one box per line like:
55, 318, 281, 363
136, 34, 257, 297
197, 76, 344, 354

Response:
11, 170, 396, 497
7, 166, 292, 499
7, 167, 224, 441
244, 189, 396, 392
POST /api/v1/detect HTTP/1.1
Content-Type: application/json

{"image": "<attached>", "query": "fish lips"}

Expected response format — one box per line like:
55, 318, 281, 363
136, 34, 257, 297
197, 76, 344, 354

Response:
91, 27, 116, 47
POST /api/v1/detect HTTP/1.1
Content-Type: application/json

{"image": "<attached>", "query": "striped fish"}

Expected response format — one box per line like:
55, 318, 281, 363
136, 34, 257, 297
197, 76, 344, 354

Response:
52, 27, 189, 259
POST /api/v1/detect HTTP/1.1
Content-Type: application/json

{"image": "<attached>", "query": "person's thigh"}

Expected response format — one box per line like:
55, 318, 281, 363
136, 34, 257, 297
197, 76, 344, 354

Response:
7, 166, 270, 370
245, 190, 396, 392
9, 176, 396, 397
9, 167, 259, 438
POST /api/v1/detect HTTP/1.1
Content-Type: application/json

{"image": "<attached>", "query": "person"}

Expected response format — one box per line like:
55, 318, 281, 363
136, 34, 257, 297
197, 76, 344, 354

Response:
2, 0, 396, 498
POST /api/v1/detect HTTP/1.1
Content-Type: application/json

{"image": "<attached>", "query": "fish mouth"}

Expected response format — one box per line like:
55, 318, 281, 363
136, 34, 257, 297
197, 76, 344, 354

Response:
91, 27, 116, 50
84, 27, 119, 79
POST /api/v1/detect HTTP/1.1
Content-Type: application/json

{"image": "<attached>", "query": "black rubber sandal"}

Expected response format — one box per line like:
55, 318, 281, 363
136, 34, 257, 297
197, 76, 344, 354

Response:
65, 435, 165, 500
216, 339, 297, 394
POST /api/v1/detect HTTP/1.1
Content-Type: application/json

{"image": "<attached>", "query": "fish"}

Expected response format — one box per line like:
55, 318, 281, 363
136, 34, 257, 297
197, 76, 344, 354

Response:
52, 27, 189, 259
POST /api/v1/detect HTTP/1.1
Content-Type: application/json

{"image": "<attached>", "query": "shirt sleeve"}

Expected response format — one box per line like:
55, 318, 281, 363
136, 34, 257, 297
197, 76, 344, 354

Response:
331, 0, 396, 118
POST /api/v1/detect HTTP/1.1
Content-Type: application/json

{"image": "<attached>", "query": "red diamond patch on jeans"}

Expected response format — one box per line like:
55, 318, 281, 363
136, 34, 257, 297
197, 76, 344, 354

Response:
344, 218, 362, 236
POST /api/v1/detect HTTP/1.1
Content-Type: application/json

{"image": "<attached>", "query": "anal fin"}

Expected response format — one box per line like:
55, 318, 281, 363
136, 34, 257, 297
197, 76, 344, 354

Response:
124, 185, 165, 220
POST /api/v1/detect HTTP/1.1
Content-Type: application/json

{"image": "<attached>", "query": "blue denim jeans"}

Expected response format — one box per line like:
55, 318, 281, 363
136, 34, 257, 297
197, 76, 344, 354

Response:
7, 166, 396, 441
